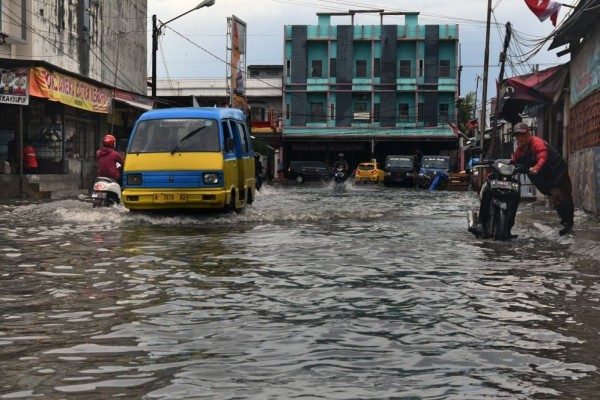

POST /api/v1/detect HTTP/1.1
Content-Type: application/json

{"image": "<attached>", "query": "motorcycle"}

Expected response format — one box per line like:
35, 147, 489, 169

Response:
92, 177, 122, 207
332, 165, 348, 190
467, 159, 526, 240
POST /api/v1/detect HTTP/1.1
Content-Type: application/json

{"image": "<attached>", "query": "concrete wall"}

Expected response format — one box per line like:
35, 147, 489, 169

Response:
1, 0, 147, 94
570, 147, 600, 217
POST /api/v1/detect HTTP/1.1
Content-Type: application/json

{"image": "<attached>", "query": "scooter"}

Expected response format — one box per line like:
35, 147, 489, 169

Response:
332, 165, 348, 191
92, 177, 122, 207
467, 159, 526, 240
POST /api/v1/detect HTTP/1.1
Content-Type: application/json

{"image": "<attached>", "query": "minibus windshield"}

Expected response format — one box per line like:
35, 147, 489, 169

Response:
128, 118, 220, 153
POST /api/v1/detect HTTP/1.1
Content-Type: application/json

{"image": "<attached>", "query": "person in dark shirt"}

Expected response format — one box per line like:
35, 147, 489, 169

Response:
511, 122, 574, 235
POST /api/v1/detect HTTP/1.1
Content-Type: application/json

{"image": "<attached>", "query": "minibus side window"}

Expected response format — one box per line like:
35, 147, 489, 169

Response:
222, 120, 235, 153
236, 121, 250, 155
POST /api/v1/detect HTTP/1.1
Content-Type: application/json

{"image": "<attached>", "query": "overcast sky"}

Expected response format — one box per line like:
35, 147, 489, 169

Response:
147, 0, 577, 104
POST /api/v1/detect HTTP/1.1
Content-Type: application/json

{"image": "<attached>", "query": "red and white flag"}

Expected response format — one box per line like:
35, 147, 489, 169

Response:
524, 0, 561, 26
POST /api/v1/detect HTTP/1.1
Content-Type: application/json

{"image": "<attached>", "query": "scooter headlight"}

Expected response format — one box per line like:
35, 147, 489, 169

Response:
497, 162, 515, 175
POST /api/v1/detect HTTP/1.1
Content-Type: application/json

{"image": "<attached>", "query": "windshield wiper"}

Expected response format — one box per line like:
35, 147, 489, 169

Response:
170, 125, 206, 154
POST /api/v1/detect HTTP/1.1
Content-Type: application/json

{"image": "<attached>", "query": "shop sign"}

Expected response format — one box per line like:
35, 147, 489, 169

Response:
0, 67, 29, 105
29, 67, 112, 113
114, 88, 154, 110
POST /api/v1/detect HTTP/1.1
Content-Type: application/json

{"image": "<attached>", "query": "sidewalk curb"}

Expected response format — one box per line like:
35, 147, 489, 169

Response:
518, 201, 600, 261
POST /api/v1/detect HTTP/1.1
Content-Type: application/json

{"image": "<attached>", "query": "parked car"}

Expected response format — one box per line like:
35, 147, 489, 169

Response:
415, 155, 451, 189
383, 155, 416, 186
354, 161, 385, 184
287, 160, 331, 183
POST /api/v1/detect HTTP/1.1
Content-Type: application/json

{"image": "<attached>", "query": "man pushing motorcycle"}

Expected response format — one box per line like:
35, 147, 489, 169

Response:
510, 122, 574, 236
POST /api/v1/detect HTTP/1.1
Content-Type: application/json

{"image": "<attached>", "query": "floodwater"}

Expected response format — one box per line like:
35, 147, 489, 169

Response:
1, 182, 599, 399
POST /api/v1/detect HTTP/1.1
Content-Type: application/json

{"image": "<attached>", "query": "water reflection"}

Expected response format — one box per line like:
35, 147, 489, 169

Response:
0, 186, 599, 399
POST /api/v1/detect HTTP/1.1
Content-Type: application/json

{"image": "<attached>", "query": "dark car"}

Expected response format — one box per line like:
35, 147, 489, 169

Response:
286, 161, 331, 183
383, 155, 416, 186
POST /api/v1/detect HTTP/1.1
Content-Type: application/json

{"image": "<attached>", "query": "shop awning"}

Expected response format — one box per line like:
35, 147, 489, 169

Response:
114, 89, 154, 111
499, 64, 569, 124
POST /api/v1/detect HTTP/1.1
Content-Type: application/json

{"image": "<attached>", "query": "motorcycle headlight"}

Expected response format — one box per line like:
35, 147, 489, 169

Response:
497, 162, 515, 175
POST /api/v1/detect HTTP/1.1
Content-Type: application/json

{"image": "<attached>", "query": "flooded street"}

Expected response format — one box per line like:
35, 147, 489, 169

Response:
1, 183, 599, 399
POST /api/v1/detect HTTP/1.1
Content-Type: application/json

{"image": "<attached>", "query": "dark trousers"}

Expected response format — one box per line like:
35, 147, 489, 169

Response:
548, 173, 574, 226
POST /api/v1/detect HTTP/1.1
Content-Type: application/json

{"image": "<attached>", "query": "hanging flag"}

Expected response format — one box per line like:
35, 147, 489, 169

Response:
524, 0, 561, 26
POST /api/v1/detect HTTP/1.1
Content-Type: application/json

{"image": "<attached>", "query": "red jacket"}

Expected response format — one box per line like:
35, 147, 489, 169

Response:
511, 135, 567, 195
23, 145, 38, 168
96, 147, 124, 181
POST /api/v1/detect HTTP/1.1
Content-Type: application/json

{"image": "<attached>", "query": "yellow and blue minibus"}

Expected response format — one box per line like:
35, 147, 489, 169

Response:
122, 107, 255, 212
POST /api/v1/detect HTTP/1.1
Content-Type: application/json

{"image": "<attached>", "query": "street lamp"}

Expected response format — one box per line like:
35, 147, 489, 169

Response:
151, 0, 216, 97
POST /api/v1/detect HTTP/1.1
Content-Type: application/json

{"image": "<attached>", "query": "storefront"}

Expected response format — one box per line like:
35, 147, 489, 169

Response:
0, 62, 153, 197
0, 63, 152, 169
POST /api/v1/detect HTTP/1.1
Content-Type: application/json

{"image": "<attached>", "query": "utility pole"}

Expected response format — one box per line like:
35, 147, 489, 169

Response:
473, 75, 480, 120
480, 0, 492, 151
488, 22, 512, 158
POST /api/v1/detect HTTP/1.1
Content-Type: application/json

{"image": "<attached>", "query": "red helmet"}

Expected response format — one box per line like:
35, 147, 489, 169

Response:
102, 134, 116, 148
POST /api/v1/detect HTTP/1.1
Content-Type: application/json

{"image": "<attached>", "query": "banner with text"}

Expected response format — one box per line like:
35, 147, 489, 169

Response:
0, 67, 30, 105
29, 67, 112, 113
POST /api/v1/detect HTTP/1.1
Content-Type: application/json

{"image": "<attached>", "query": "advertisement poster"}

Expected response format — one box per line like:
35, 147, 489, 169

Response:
0, 67, 29, 105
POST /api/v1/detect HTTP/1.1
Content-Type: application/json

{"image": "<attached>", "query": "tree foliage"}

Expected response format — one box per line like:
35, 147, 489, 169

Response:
457, 91, 476, 134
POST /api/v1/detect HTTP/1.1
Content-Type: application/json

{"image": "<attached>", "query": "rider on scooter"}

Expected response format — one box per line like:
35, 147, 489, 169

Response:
333, 153, 349, 172
96, 134, 124, 186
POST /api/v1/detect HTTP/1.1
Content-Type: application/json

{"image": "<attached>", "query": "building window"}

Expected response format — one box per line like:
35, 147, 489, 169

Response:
374, 58, 381, 78
399, 60, 412, 78
354, 102, 367, 113
286, 103, 290, 120
418, 59, 424, 77
311, 60, 323, 78
310, 102, 325, 122
439, 60, 451, 78
330, 103, 335, 121
439, 103, 449, 123
374, 103, 380, 122
356, 60, 367, 78
251, 106, 266, 122
353, 102, 369, 122
330, 58, 336, 77
398, 103, 409, 123
418, 102, 424, 123
286, 59, 291, 77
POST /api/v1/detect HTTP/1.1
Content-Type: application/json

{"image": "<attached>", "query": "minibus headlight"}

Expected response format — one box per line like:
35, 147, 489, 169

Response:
203, 173, 219, 184
127, 173, 142, 185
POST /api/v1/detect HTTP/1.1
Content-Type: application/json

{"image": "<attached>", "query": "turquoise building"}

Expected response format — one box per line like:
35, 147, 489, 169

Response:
282, 11, 460, 169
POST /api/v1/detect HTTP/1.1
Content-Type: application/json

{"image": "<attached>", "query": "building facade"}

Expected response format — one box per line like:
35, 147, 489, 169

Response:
282, 11, 460, 170
550, 0, 600, 217
0, 0, 150, 197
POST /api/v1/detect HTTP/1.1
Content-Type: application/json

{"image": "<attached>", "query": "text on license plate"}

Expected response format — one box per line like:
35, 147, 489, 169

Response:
153, 193, 187, 203
491, 180, 519, 190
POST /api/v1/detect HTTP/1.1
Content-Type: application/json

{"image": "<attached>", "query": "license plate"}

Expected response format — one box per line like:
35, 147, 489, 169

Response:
91, 191, 106, 198
153, 193, 187, 203
490, 180, 519, 190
